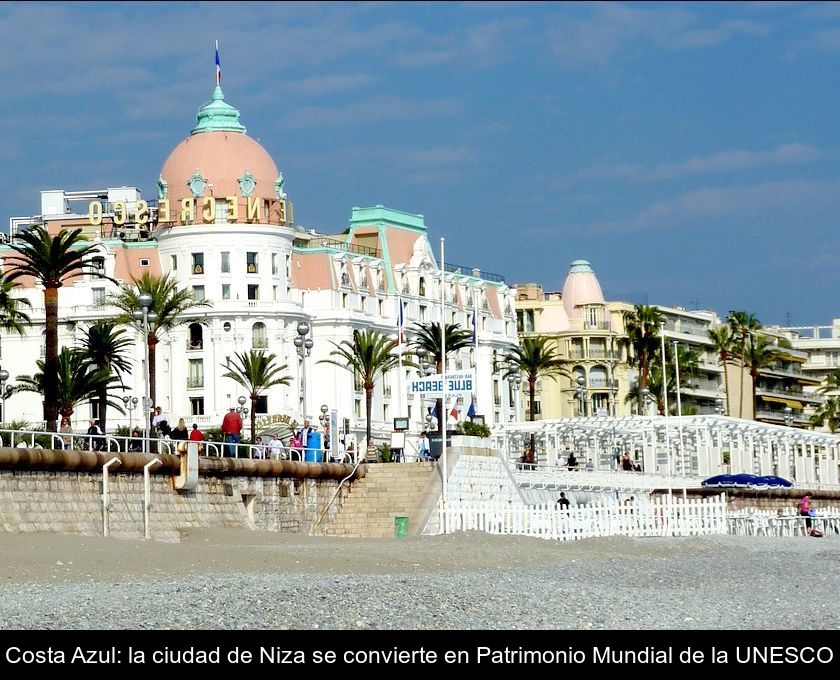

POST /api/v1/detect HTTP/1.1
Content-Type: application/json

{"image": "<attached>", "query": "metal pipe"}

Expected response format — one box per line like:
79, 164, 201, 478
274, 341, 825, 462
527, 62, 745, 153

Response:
102, 456, 122, 537
144, 458, 162, 540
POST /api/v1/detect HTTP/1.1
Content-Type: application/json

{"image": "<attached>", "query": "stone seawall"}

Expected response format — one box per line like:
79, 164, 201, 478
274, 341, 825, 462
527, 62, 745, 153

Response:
0, 469, 348, 542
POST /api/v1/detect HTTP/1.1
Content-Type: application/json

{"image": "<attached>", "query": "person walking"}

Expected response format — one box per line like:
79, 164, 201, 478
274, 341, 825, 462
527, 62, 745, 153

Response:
221, 407, 243, 457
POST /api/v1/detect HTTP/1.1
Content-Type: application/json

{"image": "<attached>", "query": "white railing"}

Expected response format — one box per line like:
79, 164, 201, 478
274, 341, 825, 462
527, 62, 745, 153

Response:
438, 496, 727, 541
512, 464, 706, 491
728, 507, 840, 537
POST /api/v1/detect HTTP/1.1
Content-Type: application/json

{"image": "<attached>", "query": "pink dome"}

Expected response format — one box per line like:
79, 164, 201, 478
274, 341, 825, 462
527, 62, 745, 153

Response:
561, 260, 605, 319
160, 131, 279, 205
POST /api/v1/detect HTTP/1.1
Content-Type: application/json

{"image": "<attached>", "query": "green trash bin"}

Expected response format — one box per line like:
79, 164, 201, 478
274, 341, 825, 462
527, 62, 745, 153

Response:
394, 516, 409, 538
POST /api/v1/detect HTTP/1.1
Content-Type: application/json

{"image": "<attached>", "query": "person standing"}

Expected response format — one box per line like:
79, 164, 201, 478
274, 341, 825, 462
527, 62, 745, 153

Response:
152, 406, 171, 438
59, 417, 73, 450
299, 418, 314, 455
799, 493, 816, 535
170, 418, 189, 452
221, 407, 243, 457
418, 432, 432, 461
189, 423, 204, 442
556, 492, 571, 509
87, 420, 103, 452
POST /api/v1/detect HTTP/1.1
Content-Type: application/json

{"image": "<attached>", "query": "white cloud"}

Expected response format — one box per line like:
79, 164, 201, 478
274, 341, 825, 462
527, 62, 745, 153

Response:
275, 95, 463, 129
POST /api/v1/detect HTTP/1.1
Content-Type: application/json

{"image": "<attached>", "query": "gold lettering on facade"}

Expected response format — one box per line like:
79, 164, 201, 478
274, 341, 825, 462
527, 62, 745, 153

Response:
88, 201, 103, 226
202, 197, 216, 222
275, 199, 286, 223
135, 200, 149, 225
180, 198, 195, 223
113, 201, 126, 226
158, 199, 170, 223
247, 196, 261, 222
226, 196, 238, 222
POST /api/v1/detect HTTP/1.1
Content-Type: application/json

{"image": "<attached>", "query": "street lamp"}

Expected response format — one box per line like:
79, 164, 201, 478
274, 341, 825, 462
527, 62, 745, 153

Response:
0, 367, 8, 424
575, 375, 587, 417
783, 406, 793, 428
122, 395, 139, 432
506, 365, 521, 422
131, 292, 157, 454
641, 387, 653, 415
714, 397, 724, 416
294, 321, 313, 419
608, 379, 618, 416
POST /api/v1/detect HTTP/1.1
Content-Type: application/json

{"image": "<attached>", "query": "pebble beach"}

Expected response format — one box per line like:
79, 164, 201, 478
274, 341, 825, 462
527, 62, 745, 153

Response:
0, 530, 837, 630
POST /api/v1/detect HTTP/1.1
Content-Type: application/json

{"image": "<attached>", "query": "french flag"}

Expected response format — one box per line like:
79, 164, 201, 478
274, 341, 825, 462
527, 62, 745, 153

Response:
471, 307, 477, 346
215, 40, 221, 85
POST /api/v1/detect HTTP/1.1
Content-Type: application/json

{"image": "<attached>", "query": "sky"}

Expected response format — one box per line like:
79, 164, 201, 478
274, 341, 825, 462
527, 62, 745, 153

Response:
2, 1, 840, 326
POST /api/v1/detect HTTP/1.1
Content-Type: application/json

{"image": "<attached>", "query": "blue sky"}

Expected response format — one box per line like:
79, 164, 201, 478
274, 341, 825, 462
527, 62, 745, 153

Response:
2, 1, 840, 325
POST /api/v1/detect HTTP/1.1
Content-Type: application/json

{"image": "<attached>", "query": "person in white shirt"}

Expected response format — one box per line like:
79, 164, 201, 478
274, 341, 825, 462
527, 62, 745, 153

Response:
268, 434, 283, 459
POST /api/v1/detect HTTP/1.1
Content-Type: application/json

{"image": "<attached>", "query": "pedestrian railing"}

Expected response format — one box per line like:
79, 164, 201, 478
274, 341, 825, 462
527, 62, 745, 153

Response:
438, 495, 728, 541
728, 508, 840, 537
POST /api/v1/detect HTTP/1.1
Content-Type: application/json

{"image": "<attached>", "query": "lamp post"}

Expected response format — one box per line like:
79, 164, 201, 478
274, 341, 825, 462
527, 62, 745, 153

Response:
506, 366, 521, 422
0, 368, 8, 425
608, 379, 618, 417
714, 397, 724, 416
122, 395, 139, 433
575, 375, 587, 417
783, 406, 793, 428
131, 292, 157, 455
294, 321, 313, 420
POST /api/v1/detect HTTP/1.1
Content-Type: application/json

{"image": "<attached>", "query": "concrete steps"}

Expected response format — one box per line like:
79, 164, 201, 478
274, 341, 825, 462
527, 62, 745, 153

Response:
324, 462, 439, 538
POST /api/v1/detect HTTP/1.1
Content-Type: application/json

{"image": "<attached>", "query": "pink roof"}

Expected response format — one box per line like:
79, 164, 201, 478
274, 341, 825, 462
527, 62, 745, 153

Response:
561, 260, 605, 319
160, 131, 279, 207
291, 252, 333, 289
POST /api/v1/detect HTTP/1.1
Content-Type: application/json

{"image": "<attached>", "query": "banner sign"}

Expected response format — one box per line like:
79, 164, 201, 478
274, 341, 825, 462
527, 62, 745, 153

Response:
408, 371, 473, 399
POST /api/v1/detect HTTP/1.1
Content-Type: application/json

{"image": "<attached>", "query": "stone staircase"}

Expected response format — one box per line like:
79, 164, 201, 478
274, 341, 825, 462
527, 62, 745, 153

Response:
323, 462, 440, 537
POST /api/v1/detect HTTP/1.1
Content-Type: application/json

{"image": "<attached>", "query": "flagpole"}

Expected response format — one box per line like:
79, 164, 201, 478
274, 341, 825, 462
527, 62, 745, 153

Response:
397, 297, 403, 420
472, 288, 479, 421
440, 238, 448, 515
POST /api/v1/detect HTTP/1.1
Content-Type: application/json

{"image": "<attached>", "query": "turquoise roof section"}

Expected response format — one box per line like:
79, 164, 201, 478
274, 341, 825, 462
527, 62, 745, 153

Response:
348, 205, 426, 231
569, 259, 594, 273
191, 86, 247, 135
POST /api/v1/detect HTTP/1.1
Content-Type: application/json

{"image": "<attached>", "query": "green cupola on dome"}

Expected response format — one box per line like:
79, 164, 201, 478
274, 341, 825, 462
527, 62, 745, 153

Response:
191, 86, 247, 135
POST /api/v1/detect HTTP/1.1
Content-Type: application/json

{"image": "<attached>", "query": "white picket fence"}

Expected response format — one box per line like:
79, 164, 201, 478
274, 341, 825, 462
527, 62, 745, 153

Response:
728, 507, 840, 537
437, 496, 728, 541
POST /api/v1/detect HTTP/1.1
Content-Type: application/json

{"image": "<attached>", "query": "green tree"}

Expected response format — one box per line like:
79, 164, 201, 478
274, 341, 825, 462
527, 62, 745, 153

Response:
12, 346, 125, 422
6, 226, 103, 431
221, 351, 291, 443
407, 322, 472, 433
503, 336, 568, 453
727, 310, 761, 418
622, 305, 664, 414
818, 368, 840, 396
810, 396, 840, 433
79, 320, 133, 434
708, 325, 735, 416
319, 329, 401, 450
624, 343, 700, 415
0, 275, 31, 334
109, 272, 209, 421
742, 333, 778, 420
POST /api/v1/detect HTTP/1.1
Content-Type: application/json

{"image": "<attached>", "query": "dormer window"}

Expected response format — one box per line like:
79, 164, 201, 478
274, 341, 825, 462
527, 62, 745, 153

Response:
238, 171, 256, 197
418, 277, 426, 297
188, 171, 207, 198
90, 256, 105, 275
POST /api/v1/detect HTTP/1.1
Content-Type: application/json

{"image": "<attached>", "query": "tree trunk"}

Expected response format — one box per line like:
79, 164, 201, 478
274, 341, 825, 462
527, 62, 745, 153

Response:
365, 385, 373, 451
722, 356, 730, 416
436, 358, 443, 436
738, 337, 745, 418
250, 394, 257, 443
96, 387, 107, 434
529, 376, 536, 454
43, 286, 59, 432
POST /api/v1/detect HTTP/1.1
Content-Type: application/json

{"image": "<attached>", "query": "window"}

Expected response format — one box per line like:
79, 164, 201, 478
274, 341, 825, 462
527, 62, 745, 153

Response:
273, 286, 278, 301
418, 277, 426, 297
383, 403, 389, 422
286, 255, 291, 278
188, 323, 203, 350
192, 253, 204, 274
247, 284, 259, 300
353, 370, 363, 391
139, 258, 150, 267
221, 252, 230, 274
252, 322, 268, 349
272, 253, 278, 275
222, 284, 230, 300
359, 295, 367, 312
215, 199, 229, 224
223, 321, 232, 333
420, 305, 427, 321
342, 293, 348, 309
341, 270, 350, 286
355, 399, 362, 418
516, 310, 535, 333
171, 255, 178, 271
255, 395, 268, 414
192, 285, 205, 302
246, 252, 258, 273
92, 288, 105, 304
190, 397, 205, 416
378, 299, 384, 316
188, 359, 204, 388
90, 256, 105, 275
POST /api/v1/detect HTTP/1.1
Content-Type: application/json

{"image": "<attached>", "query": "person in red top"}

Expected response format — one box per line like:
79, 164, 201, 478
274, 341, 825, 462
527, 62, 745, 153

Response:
221, 407, 243, 457
189, 424, 204, 441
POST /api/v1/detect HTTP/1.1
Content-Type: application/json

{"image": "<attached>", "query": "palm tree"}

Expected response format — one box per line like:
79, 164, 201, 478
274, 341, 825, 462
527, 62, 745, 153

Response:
407, 322, 472, 433
810, 396, 840, 433
742, 333, 778, 420
727, 310, 761, 417
503, 336, 568, 453
79, 321, 133, 434
319, 329, 400, 450
5, 226, 103, 431
221, 350, 291, 443
0, 274, 31, 334
818, 368, 840, 396
622, 305, 664, 413
708, 325, 735, 416
109, 272, 209, 417
12, 346, 125, 421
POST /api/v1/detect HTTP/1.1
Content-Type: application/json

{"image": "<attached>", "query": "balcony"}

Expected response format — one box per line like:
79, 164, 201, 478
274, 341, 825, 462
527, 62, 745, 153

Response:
187, 377, 204, 389
583, 321, 610, 331
252, 339, 268, 350
186, 341, 203, 351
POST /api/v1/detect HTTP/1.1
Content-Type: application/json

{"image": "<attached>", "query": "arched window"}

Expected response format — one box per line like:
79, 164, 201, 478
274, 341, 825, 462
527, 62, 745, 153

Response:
418, 277, 426, 297
188, 323, 203, 350
252, 322, 268, 349
589, 365, 608, 388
